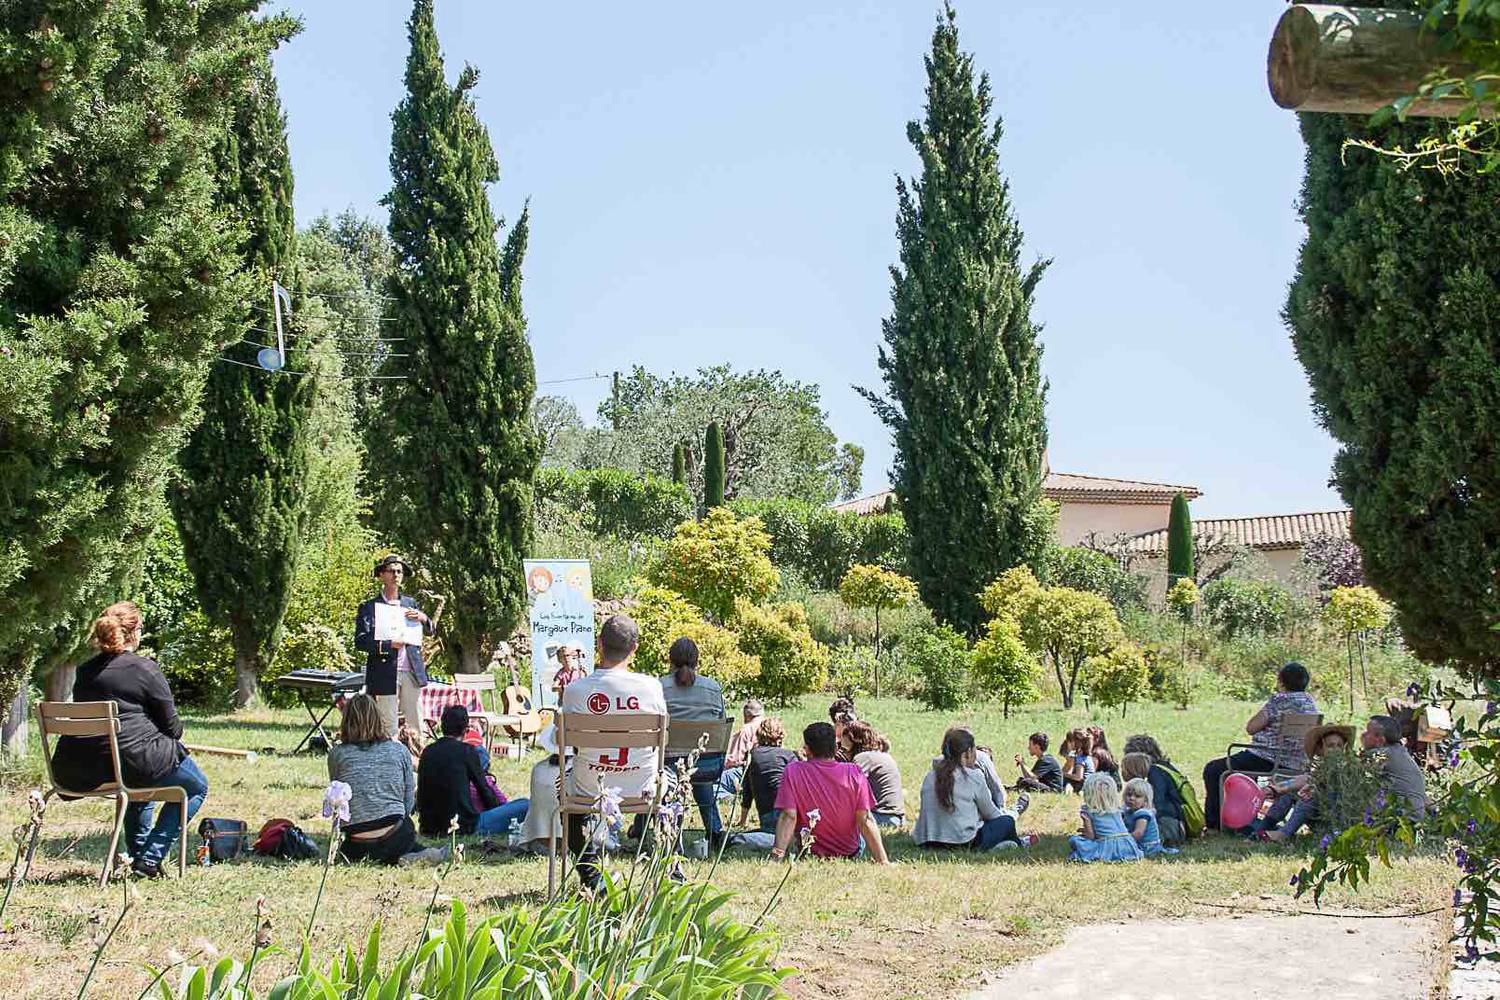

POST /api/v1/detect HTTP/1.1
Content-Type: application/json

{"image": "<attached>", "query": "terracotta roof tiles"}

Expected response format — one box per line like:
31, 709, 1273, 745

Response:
831, 471, 1202, 515
1128, 510, 1352, 554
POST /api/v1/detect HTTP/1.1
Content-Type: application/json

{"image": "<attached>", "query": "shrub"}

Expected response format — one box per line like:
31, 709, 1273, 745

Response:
1201, 577, 1299, 638
971, 617, 1038, 717
732, 598, 829, 706
905, 624, 973, 711
650, 508, 778, 620
1084, 642, 1151, 717
729, 498, 908, 588
629, 585, 760, 692
1040, 546, 1147, 614
826, 639, 876, 700
978, 565, 1043, 620
837, 564, 920, 688
535, 467, 693, 539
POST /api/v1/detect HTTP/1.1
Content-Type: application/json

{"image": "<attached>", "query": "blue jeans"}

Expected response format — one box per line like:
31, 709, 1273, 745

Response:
717, 765, 744, 799
971, 815, 1019, 851
670, 753, 725, 837
873, 811, 903, 829
475, 798, 530, 836
127, 756, 209, 867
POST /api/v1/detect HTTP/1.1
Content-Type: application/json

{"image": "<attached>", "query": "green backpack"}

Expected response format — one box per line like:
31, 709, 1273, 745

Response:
1160, 762, 1204, 838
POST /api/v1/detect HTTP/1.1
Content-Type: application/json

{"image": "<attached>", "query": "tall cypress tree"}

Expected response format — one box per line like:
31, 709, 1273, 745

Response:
861, 5, 1050, 633
704, 422, 726, 510
373, 0, 540, 671
672, 441, 687, 486
1166, 493, 1194, 586
1286, 109, 1500, 675
0, 3, 292, 746
172, 55, 313, 709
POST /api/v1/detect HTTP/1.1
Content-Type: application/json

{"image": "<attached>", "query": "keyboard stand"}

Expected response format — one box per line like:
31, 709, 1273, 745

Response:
291, 692, 339, 755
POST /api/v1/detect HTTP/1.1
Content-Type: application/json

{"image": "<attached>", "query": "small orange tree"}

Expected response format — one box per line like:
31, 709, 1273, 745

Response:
838, 564, 920, 695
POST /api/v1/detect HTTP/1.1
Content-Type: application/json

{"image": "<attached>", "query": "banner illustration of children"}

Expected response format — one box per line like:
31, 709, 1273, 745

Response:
523, 559, 594, 709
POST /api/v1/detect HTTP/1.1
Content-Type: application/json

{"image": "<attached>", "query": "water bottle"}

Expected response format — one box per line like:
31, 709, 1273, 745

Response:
507, 818, 522, 849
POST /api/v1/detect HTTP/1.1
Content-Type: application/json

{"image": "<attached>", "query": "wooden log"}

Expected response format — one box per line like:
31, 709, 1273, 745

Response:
183, 742, 259, 761
1268, 4, 1479, 117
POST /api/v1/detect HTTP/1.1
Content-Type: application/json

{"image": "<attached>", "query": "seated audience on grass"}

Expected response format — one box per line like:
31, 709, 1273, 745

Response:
657, 636, 729, 848
1362, 714, 1428, 819
913, 729, 1035, 852
561, 614, 668, 889
51, 601, 209, 879
1059, 728, 1096, 793
1121, 735, 1191, 846
1202, 661, 1318, 830
1014, 731, 1064, 793
829, 697, 858, 761
1068, 772, 1143, 863
519, 722, 569, 853
416, 704, 529, 838
1123, 778, 1167, 856
329, 694, 444, 865
734, 717, 796, 844
1088, 727, 1123, 788
718, 698, 766, 798
1252, 723, 1352, 842
771, 722, 889, 863
843, 720, 904, 827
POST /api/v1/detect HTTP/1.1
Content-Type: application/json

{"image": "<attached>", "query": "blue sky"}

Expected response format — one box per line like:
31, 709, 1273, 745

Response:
274, 1, 1337, 519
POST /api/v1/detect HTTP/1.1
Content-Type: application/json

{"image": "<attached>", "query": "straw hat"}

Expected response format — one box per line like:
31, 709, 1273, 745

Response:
1304, 723, 1356, 761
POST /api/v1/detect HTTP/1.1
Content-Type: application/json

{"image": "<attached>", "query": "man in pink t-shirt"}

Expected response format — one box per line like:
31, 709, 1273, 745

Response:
771, 722, 890, 863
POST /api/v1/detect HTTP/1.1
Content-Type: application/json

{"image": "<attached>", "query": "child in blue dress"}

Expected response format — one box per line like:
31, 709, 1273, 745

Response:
1068, 773, 1143, 863
1123, 778, 1167, 857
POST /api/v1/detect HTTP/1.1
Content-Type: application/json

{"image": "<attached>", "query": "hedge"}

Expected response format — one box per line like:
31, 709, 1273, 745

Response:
536, 468, 693, 539
729, 498, 908, 589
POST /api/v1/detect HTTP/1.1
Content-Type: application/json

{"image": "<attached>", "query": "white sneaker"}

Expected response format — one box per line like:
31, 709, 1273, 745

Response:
988, 840, 1020, 852
398, 846, 449, 867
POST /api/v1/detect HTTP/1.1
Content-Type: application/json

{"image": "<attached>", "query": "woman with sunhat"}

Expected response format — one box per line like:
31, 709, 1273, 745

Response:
1252, 722, 1355, 842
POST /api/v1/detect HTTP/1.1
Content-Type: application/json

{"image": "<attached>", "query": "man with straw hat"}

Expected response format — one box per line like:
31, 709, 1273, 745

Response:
1255, 723, 1355, 842
354, 554, 435, 742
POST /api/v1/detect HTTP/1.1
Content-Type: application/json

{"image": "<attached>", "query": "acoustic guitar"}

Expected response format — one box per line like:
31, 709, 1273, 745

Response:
501, 658, 542, 740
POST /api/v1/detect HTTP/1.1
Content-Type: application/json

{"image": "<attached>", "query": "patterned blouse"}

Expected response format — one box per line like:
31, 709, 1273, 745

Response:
1249, 691, 1319, 768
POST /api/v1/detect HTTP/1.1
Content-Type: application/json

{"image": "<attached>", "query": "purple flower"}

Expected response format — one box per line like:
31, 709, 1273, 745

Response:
1363, 809, 1373, 825
1454, 888, 1464, 908
1374, 791, 1388, 810
1487, 701, 1497, 717
1406, 682, 1421, 699
1464, 944, 1480, 963
1288, 875, 1300, 887
1449, 749, 1462, 768
1319, 834, 1332, 850
1456, 847, 1469, 870
1467, 819, 1478, 835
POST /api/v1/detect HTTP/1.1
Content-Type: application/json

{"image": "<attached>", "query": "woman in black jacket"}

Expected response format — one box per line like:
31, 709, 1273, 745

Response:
52, 602, 209, 878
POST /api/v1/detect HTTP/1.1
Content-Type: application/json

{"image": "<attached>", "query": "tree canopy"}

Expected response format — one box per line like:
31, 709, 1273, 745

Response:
861, 6, 1052, 634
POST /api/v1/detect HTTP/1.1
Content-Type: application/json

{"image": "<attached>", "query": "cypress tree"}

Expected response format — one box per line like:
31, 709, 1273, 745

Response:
372, 0, 540, 671
1286, 109, 1500, 675
672, 441, 687, 486
0, 3, 291, 747
704, 422, 726, 510
1166, 493, 1194, 586
172, 55, 314, 709
861, 5, 1050, 633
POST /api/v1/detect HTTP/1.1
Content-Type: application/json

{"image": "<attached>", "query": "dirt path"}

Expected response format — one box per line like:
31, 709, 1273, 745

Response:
964, 912, 1445, 1000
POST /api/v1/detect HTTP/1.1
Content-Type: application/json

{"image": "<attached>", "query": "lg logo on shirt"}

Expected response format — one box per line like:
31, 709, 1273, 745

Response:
586, 692, 642, 714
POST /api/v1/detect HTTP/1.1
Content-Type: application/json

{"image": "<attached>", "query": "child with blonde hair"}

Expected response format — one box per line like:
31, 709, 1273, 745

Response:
1123, 778, 1166, 856
1068, 773, 1143, 863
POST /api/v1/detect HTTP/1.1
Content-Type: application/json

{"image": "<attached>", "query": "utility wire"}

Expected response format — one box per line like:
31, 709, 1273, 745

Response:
215, 356, 407, 380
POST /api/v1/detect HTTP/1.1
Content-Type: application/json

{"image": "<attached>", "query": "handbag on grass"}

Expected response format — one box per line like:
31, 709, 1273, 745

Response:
197, 817, 250, 862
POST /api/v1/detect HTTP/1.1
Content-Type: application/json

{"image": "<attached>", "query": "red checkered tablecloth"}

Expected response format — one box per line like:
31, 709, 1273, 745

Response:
418, 681, 484, 724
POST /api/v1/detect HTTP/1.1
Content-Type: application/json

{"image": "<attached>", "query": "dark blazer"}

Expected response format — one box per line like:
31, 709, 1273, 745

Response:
52, 652, 186, 789
354, 593, 434, 695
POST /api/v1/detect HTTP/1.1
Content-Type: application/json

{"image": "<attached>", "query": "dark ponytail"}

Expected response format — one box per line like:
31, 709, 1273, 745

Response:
669, 636, 699, 687
935, 728, 975, 812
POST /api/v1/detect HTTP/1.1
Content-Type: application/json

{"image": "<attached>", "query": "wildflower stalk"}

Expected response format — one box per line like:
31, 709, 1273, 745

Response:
77, 856, 134, 999
1, 790, 46, 925
304, 817, 342, 943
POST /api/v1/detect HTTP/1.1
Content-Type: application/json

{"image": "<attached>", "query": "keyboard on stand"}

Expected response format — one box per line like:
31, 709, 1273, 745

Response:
273, 670, 365, 753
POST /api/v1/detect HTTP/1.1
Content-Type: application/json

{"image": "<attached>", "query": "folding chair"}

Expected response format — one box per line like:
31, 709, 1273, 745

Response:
547, 711, 667, 897
1222, 710, 1324, 814
35, 701, 191, 886
447, 673, 500, 748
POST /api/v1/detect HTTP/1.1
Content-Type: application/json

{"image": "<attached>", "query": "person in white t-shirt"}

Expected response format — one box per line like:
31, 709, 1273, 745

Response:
559, 614, 666, 888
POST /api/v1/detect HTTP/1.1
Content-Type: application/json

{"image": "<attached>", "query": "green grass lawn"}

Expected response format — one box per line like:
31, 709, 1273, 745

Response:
0, 697, 1452, 999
